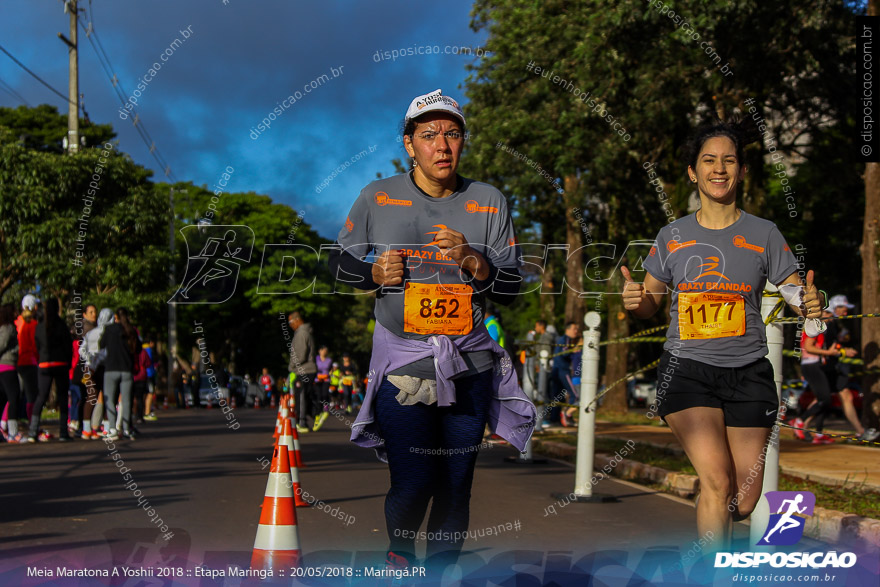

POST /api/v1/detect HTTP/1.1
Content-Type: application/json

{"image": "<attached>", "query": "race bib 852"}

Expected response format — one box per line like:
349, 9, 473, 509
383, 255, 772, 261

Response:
403, 282, 473, 336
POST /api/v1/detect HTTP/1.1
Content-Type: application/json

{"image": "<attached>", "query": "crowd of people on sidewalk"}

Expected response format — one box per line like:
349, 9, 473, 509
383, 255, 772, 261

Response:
0, 295, 159, 444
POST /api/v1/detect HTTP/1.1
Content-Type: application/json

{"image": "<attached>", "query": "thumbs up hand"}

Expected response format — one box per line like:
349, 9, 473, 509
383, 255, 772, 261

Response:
621, 266, 646, 311
802, 270, 823, 319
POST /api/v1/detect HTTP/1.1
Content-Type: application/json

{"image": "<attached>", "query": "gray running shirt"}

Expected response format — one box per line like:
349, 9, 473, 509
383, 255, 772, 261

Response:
642, 212, 797, 367
337, 172, 520, 377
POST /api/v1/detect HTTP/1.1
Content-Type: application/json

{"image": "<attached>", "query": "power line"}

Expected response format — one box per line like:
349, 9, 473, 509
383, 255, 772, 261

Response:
0, 43, 78, 109
77, 6, 175, 180
0, 76, 31, 106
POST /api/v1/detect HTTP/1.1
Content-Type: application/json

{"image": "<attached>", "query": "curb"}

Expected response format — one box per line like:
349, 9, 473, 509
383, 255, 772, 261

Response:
532, 440, 880, 549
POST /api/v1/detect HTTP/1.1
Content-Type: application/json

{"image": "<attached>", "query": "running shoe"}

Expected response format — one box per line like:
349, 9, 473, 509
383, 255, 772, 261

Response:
104, 430, 119, 441
812, 433, 834, 445
144, 413, 158, 422
123, 431, 136, 441
858, 428, 879, 442
81, 431, 91, 440
792, 418, 807, 441
38, 431, 52, 442
25, 435, 36, 444
9, 433, 24, 444
296, 424, 310, 434
345, 405, 352, 414
312, 411, 329, 432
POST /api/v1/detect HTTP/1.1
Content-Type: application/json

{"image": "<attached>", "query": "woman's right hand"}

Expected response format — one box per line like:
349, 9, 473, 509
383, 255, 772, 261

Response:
621, 266, 646, 311
372, 249, 406, 286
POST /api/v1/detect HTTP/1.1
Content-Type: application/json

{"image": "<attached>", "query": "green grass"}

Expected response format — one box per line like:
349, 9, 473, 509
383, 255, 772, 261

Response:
534, 434, 880, 519
536, 433, 696, 474
778, 474, 880, 520
594, 409, 668, 427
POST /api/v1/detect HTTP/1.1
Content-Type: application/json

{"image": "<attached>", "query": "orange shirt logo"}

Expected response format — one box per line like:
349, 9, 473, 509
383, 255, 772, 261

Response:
345, 216, 354, 233
694, 256, 730, 281
649, 246, 657, 257
465, 199, 498, 214
375, 191, 412, 207
733, 235, 764, 253
668, 240, 696, 254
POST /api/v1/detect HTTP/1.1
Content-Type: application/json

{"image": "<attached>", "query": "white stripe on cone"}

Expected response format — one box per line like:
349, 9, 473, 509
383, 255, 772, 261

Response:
264, 473, 294, 498
279, 434, 301, 484
254, 523, 300, 551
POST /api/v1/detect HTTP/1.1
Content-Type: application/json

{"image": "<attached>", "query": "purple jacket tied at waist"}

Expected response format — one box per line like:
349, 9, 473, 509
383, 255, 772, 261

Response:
351, 321, 536, 458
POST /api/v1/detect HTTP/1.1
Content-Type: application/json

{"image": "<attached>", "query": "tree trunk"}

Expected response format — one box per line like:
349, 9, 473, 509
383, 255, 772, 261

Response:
601, 271, 631, 413
861, 161, 880, 428
540, 222, 557, 322
563, 175, 585, 325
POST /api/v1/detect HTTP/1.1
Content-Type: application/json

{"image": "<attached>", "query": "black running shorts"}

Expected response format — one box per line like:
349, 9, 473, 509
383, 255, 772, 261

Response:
655, 351, 779, 428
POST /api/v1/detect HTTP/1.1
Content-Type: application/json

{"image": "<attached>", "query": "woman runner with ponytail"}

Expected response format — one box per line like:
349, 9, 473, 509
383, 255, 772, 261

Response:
621, 119, 825, 548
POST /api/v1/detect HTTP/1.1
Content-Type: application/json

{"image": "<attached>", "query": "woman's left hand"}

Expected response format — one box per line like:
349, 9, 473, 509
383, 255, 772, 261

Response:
426, 225, 489, 280
803, 270, 823, 319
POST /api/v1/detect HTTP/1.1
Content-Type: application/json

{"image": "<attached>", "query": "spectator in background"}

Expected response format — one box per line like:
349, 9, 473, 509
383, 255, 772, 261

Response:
143, 339, 158, 421
132, 340, 152, 426
339, 353, 360, 413
100, 308, 139, 440
80, 308, 113, 439
32, 298, 73, 442
288, 311, 317, 433
190, 363, 201, 408
551, 321, 581, 428
824, 296, 865, 439
0, 303, 22, 442
174, 367, 189, 409
259, 368, 274, 404
13, 295, 39, 428
313, 345, 333, 431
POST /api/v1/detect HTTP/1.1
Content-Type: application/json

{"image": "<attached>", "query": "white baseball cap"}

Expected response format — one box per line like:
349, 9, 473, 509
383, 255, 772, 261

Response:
21, 294, 38, 311
405, 89, 465, 127
829, 294, 854, 309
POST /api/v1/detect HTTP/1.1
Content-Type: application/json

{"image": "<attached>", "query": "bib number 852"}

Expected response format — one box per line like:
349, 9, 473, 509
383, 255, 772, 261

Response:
419, 297, 460, 319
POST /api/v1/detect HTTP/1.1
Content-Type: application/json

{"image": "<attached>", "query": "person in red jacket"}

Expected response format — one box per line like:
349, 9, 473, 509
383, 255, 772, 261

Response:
14, 295, 39, 424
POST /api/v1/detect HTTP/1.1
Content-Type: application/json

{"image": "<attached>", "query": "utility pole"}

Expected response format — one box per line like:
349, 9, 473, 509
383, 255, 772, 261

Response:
58, 0, 79, 154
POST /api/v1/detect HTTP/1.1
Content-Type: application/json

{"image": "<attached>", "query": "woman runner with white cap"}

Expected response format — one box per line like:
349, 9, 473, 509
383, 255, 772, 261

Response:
329, 89, 535, 573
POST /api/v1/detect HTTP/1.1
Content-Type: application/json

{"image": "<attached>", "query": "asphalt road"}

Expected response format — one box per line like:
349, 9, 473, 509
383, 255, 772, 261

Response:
1, 407, 872, 586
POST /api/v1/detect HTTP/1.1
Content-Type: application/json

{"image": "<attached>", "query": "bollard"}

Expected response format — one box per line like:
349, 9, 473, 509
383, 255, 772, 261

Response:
505, 346, 546, 464
552, 311, 614, 502
751, 281, 784, 548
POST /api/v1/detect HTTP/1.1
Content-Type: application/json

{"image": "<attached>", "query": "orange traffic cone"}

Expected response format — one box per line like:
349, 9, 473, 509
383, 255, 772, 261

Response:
251, 444, 302, 570
162, 396, 169, 410
291, 424, 305, 468
231, 394, 237, 409
280, 419, 310, 508
270, 395, 276, 409
254, 396, 261, 409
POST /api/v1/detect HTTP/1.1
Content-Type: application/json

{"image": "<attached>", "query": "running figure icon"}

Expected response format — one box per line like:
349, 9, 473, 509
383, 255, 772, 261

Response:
179, 230, 242, 299
762, 494, 807, 542
757, 490, 815, 546
171, 225, 254, 304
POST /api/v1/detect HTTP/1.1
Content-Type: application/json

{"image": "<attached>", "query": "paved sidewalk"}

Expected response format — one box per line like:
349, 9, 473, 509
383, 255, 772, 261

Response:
585, 421, 880, 492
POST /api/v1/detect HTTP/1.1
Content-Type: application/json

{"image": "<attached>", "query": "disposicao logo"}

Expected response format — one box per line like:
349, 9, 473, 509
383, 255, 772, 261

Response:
758, 490, 815, 546
713, 490, 857, 570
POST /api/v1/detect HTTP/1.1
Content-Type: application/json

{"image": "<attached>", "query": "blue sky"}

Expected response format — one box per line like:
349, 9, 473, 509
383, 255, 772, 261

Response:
0, 0, 489, 237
